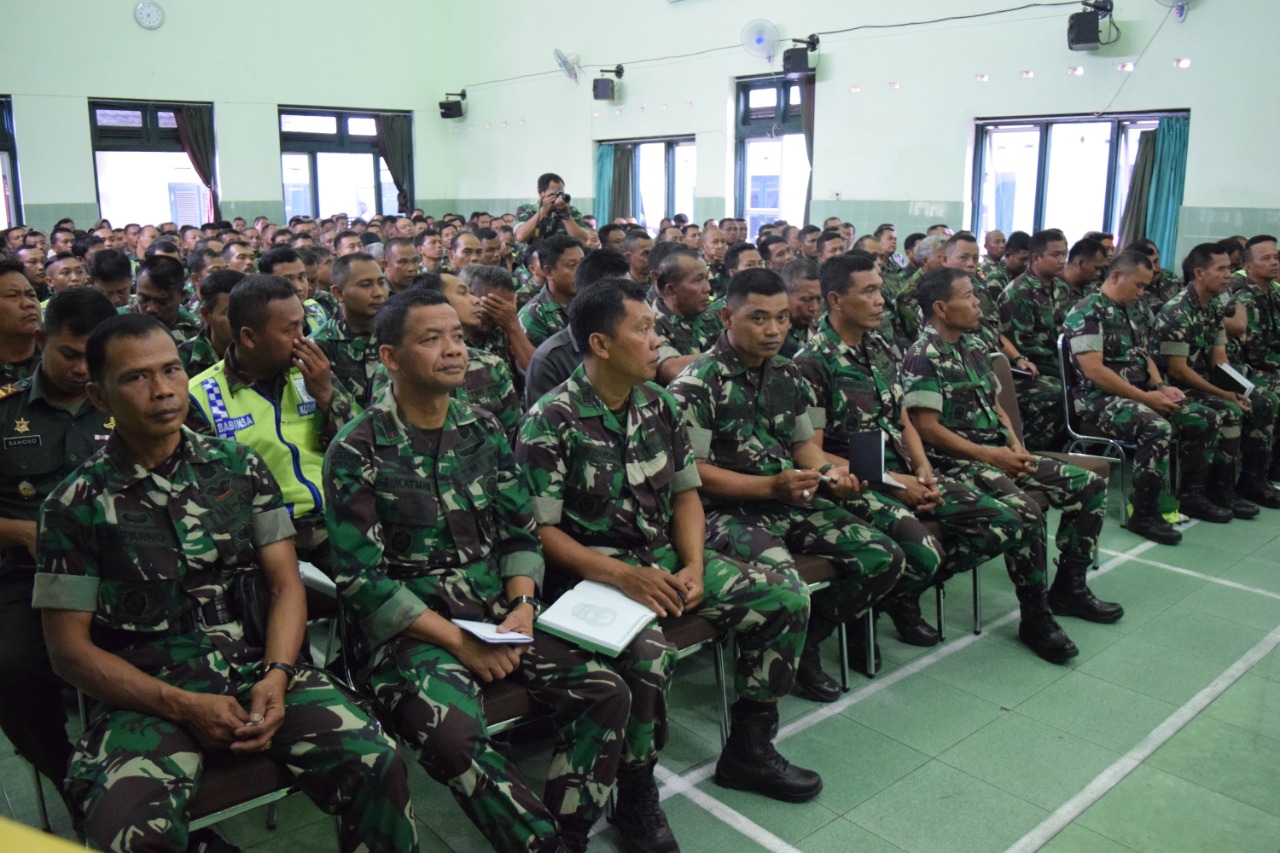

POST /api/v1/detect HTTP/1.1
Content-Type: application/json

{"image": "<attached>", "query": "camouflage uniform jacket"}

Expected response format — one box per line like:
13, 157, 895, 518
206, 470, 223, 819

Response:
1143, 269, 1184, 315
653, 297, 724, 363
708, 265, 731, 301
794, 318, 913, 471
779, 322, 817, 360
983, 262, 1012, 301
518, 286, 569, 348
311, 317, 381, 410
177, 330, 220, 378
516, 364, 701, 561
325, 394, 542, 648
901, 325, 1010, 458
32, 428, 295, 679
1152, 284, 1227, 379
130, 302, 202, 345
513, 203, 586, 245
0, 373, 113, 578
1226, 277, 1280, 373
513, 267, 540, 308
370, 347, 520, 438
0, 352, 39, 387
998, 271, 1073, 378
667, 333, 816, 505
1063, 291, 1153, 405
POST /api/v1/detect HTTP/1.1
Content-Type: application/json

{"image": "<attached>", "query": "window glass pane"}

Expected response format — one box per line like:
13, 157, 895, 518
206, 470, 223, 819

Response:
1043, 122, 1113, 244
1112, 120, 1158, 234
0, 153, 15, 230
379, 157, 399, 215
157, 111, 177, 128
95, 150, 210, 226
95, 109, 143, 127
316, 151, 376, 219
280, 114, 337, 135
281, 152, 314, 221
672, 142, 696, 225
636, 143, 666, 229
747, 88, 777, 111
788, 85, 801, 106
977, 125, 1040, 238
348, 117, 378, 137
742, 134, 809, 238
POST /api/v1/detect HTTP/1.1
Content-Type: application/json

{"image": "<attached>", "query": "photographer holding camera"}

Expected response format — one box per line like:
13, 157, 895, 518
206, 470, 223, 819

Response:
514, 172, 589, 249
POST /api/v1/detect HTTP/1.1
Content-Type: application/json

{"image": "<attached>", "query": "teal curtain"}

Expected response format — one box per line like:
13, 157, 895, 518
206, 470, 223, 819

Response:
594, 144, 614, 226
1145, 116, 1189, 262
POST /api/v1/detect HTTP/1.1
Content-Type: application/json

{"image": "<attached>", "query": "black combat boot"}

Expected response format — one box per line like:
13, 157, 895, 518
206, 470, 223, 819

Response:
1048, 556, 1124, 624
1126, 482, 1182, 545
714, 700, 823, 803
1177, 453, 1233, 523
879, 591, 941, 647
1238, 465, 1280, 509
1208, 461, 1259, 519
791, 617, 842, 703
612, 759, 678, 853
1016, 585, 1079, 664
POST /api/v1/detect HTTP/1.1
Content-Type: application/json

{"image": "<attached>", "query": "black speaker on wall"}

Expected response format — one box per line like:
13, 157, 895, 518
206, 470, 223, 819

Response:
1068, 10, 1101, 50
783, 47, 811, 76
593, 78, 616, 100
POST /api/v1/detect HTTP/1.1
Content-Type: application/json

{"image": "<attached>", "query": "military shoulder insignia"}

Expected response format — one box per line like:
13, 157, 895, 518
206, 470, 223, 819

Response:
0, 379, 31, 403
104, 417, 115, 430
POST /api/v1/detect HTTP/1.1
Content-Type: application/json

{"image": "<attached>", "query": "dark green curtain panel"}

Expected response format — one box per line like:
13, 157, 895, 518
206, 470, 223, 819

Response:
1118, 129, 1156, 250
174, 105, 219, 220
610, 144, 634, 222
375, 114, 413, 214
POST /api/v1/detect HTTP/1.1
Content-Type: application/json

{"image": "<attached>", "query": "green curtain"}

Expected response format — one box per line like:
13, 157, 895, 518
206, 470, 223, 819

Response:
173, 105, 219, 220
1145, 116, 1189, 262
1117, 129, 1156, 249
798, 74, 816, 226
594, 144, 614, 226
374, 114, 413, 214
610, 144, 634, 222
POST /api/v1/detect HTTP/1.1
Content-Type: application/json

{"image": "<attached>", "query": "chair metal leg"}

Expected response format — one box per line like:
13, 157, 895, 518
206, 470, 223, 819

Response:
836, 621, 850, 691
864, 614, 877, 677
266, 802, 278, 830
972, 563, 983, 635
935, 582, 946, 642
712, 639, 730, 748
28, 761, 51, 832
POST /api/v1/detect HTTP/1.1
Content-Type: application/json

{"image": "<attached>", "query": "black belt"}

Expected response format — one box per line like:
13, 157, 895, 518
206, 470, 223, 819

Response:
92, 594, 237, 651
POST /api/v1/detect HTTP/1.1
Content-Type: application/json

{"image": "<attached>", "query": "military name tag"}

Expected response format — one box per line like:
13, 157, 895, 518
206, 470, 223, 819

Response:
3, 434, 41, 449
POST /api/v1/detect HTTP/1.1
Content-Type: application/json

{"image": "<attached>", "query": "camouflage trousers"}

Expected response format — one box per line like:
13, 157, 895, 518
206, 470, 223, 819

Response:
1075, 395, 1223, 488
366, 568, 629, 850
1014, 373, 1067, 451
594, 543, 809, 768
855, 474, 1023, 596
68, 662, 417, 853
939, 455, 1107, 585
1184, 386, 1279, 473
0, 574, 72, 787
1241, 369, 1280, 463
706, 498, 905, 625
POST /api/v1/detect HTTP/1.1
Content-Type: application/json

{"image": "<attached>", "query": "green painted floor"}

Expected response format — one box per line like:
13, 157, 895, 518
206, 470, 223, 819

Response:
5, 507, 1279, 852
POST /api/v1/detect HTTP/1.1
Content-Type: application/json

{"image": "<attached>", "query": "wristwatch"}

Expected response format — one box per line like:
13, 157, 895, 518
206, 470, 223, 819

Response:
262, 661, 298, 690
506, 595, 544, 617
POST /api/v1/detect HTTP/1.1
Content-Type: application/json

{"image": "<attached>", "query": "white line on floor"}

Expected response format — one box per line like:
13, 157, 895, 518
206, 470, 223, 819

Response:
657, 530, 1166, 845
1006, 622, 1280, 853
1099, 548, 1280, 602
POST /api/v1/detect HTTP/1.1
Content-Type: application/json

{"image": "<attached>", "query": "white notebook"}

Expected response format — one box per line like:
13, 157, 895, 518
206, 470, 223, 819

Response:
535, 580, 655, 657
451, 619, 534, 645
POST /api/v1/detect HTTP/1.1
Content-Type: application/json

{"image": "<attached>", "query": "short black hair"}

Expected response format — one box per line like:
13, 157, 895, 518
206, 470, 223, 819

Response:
1069, 237, 1107, 264
873, 224, 895, 239
199, 269, 246, 312
459, 264, 516, 293
815, 230, 843, 254
72, 234, 105, 259
375, 287, 450, 347
409, 271, 445, 292
819, 251, 877, 303
574, 247, 630, 290
656, 247, 701, 291
726, 267, 786, 308
903, 233, 926, 254
145, 239, 181, 259
623, 229, 652, 253
537, 234, 583, 270
86, 313, 171, 383
89, 249, 131, 284
645, 241, 687, 279
257, 246, 300, 274
0, 258, 25, 278
781, 256, 820, 292
187, 247, 221, 276
598, 223, 626, 248
474, 227, 499, 242
537, 172, 564, 193
1029, 229, 1067, 257
757, 235, 786, 261
1004, 231, 1031, 254
723, 242, 758, 273
331, 252, 378, 290
332, 229, 362, 248
137, 255, 185, 293
569, 278, 648, 349
1106, 250, 1153, 280
1182, 242, 1230, 284
945, 231, 978, 252
227, 274, 299, 337
917, 267, 970, 320
44, 287, 117, 340
1243, 234, 1278, 264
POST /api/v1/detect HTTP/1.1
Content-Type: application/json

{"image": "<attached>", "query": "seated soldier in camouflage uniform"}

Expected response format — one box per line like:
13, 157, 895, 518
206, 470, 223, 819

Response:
1226, 235, 1280, 481
894, 233, 947, 344
310, 252, 388, 412
903, 268, 1118, 664
981, 230, 1006, 278
458, 263, 536, 375
1064, 250, 1231, 539
779, 257, 822, 359
518, 235, 585, 348
1137, 238, 1184, 314
132, 255, 203, 345
518, 280, 819, 853
651, 247, 724, 383
797, 254, 1024, 649
325, 289, 626, 853
179, 269, 243, 378
668, 269, 906, 696
997, 229, 1073, 451
35, 314, 417, 853
983, 230, 1030, 303
1154, 243, 1280, 513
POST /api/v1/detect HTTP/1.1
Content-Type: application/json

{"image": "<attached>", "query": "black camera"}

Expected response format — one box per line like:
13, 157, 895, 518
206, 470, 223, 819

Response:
551, 190, 572, 204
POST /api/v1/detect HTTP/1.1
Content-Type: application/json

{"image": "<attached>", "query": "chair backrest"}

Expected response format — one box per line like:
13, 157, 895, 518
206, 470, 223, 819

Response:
989, 352, 1026, 446
1057, 333, 1083, 432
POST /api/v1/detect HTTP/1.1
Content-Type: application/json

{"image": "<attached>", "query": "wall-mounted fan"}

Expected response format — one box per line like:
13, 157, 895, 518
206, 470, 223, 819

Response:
553, 48, 582, 84
741, 19, 781, 64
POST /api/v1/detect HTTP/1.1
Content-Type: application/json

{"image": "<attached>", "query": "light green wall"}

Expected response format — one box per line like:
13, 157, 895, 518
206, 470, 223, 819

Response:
6, 0, 1280, 244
